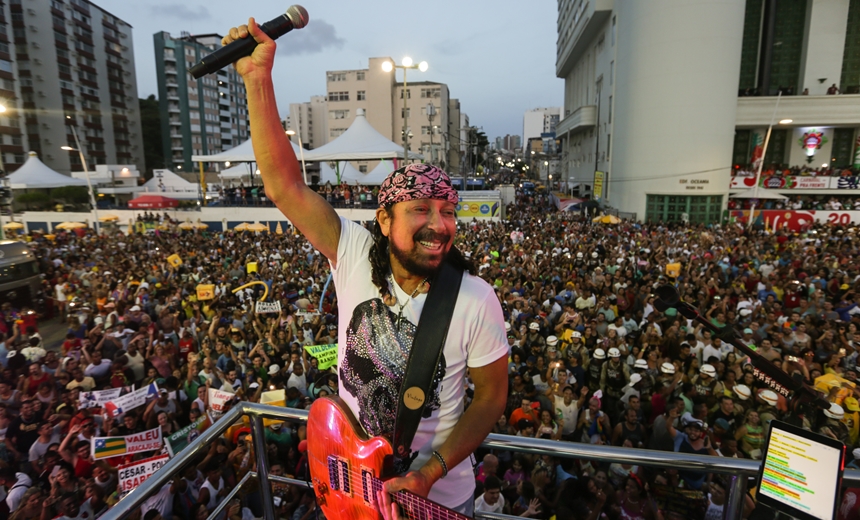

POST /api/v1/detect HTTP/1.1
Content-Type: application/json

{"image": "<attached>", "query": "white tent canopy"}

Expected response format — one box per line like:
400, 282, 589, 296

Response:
7, 151, 88, 189
218, 163, 253, 179
319, 162, 363, 185
141, 169, 200, 200
191, 138, 302, 163
302, 109, 423, 161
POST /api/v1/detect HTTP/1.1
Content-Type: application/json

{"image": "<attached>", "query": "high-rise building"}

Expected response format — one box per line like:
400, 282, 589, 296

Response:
291, 58, 461, 174
523, 108, 561, 153
0, 0, 144, 175
154, 31, 249, 172
556, 0, 860, 222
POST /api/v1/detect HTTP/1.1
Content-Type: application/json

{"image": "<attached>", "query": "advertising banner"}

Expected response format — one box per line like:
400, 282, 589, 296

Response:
456, 201, 500, 219
79, 388, 122, 409
729, 210, 860, 232
165, 414, 211, 457
104, 383, 159, 418
593, 171, 605, 200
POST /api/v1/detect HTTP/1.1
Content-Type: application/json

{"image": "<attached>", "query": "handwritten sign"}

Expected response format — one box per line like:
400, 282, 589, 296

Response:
255, 301, 282, 314
208, 388, 234, 415
92, 426, 163, 460
118, 455, 170, 496
304, 344, 338, 370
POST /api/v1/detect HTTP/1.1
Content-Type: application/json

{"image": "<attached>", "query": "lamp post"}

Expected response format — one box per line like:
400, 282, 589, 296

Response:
0, 102, 10, 239
62, 118, 99, 232
382, 57, 428, 164
286, 129, 308, 184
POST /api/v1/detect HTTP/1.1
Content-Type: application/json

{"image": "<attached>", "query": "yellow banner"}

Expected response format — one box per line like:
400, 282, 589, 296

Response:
456, 201, 500, 218
593, 171, 605, 200
304, 344, 338, 370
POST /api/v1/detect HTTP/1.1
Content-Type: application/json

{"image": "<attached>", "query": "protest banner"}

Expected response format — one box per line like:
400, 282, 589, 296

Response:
208, 387, 234, 415
117, 454, 170, 496
165, 414, 211, 457
79, 388, 122, 409
104, 383, 159, 418
92, 426, 163, 460
255, 301, 282, 314
296, 310, 321, 319
303, 344, 338, 370
167, 254, 183, 267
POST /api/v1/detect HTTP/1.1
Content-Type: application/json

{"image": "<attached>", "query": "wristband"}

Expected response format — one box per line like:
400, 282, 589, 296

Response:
431, 450, 448, 478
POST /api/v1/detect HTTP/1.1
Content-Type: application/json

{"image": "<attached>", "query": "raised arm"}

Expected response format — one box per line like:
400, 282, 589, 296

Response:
224, 20, 341, 263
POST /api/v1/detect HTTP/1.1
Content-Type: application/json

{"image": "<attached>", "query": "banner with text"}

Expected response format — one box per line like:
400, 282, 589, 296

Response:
104, 383, 159, 418
255, 301, 282, 314
208, 388, 234, 416
79, 388, 122, 409
165, 414, 212, 457
92, 427, 163, 460
728, 210, 860, 232
118, 454, 170, 496
304, 344, 338, 370
730, 175, 860, 190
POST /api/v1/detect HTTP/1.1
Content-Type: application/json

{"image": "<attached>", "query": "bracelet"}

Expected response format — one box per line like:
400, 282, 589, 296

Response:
431, 450, 448, 478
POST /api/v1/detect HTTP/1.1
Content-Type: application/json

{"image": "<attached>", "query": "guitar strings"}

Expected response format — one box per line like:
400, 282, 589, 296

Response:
307, 454, 467, 519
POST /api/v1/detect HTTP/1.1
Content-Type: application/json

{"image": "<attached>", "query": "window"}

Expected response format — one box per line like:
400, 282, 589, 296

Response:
608, 95, 612, 121
400, 89, 411, 99
51, 0, 64, 9
357, 90, 366, 101
104, 27, 119, 39
57, 48, 69, 59
329, 128, 345, 138
330, 109, 349, 119
54, 31, 68, 44
359, 165, 367, 173
52, 14, 65, 27
71, 10, 91, 25
0, 60, 12, 73
327, 72, 346, 82
401, 108, 410, 118
60, 80, 74, 90
327, 91, 348, 101
611, 16, 616, 46
74, 40, 95, 54
0, 43, 8, 54
610, 61, 614, 86
356, 71, 365, 80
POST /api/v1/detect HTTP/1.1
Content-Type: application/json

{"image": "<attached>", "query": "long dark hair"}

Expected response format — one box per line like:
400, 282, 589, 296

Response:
369, 209, 476, 300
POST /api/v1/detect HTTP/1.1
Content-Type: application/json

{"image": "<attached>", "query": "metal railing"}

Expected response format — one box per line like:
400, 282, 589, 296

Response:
100, 402, 860, 520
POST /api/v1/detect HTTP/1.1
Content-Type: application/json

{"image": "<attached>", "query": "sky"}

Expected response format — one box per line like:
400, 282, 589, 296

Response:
99, 0, 562, 140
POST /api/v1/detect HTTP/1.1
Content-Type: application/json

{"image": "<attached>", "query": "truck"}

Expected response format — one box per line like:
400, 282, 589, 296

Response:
0, 240, 42, 311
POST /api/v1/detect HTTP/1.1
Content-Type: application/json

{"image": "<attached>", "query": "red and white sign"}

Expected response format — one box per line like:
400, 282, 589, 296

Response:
729, 210, 860, 232
208, 388, 234, 415
117, 454, 170, 496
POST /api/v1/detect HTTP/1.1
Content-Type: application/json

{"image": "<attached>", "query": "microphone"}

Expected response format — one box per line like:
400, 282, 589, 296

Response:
188, 5, 309, 79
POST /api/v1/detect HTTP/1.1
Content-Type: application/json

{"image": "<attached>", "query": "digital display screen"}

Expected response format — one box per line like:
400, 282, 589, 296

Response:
758, 421, 845, 520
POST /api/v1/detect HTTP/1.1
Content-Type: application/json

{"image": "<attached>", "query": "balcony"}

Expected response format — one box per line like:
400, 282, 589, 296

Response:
736, 94, 860, 128
556, 0, 614, 78
555, 105, 597, 137
167, 105, 180, 113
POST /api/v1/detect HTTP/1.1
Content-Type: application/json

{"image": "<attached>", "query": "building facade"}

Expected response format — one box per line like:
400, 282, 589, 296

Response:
555, 0, 860, 222
154, 31, 249, 173
0, 0, 144, 175
289, 57, 460, 175
522, 107, 561, 154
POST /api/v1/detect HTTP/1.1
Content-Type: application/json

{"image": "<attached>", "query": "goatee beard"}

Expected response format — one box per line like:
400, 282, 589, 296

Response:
389, 237, 449, 279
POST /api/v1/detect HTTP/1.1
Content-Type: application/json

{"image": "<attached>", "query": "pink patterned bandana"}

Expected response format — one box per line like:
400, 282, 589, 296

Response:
377, 164, 459, 208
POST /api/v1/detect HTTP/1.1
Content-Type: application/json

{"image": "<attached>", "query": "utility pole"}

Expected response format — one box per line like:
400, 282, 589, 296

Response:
427, 103, 436, 164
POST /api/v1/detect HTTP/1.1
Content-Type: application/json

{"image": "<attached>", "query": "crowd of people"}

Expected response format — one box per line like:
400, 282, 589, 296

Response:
214, 181, 382, 209
728, 194, 860, 211
2, 186, 860, 519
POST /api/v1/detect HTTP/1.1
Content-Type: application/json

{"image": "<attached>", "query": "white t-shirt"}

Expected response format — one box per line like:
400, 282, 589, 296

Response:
475, 492, 505, 513
554, 395, 580, 435
331, 217, 508, 508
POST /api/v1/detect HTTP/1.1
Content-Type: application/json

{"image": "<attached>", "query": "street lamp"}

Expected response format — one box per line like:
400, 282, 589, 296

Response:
381, 57, 428, 163
62, 117, 99, 231
0, 102, 10, 239
286, 129, 308, 184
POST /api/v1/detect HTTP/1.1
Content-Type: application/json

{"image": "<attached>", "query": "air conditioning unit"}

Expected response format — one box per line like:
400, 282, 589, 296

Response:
34, 59, 42, 65
29, 25, 37, 32
31, 42, 40, 49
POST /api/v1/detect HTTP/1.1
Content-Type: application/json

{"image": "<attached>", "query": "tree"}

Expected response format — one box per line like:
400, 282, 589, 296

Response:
139, 95, 164, 178
15, 192, 51, 210
51, 186, 91, 205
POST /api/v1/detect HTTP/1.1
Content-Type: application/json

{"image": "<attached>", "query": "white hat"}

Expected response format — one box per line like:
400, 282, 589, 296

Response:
733, 384, 751, 400
591, 252, 599, 258
824, 403, 844, 420
546, 335, 558, 346
249, 382, 260, 390
852, 447, 860, 460
700, 364, 717, 378
505, 322, 512, 332
130, 305, 141, 312
593, 349, 606, 360
759, 389, 778, 406
739, 308, 752, 317
634, 359, 649, 370
660, 362, 675, 375
572, 331, 582, 339
608, 347, 621, 358
576, 252, 583, 258
529, 322, 540, 331
628, 373, 642, 387
268, 364, 280, 375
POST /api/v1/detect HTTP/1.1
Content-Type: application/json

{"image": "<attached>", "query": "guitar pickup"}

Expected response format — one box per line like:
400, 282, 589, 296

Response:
338, 458, 351, 496
361, 467, 374, 506
327, 456, 340, 491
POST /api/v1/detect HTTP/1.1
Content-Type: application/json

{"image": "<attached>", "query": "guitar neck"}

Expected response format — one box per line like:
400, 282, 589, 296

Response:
382, 481, 470, 520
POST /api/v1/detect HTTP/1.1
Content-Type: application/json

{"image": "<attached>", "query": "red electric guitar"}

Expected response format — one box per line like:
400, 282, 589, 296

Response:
306, 396, 469, 520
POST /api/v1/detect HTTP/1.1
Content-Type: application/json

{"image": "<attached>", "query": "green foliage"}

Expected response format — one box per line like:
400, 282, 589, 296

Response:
15, 192, 51, 210
51, 186, 91, 204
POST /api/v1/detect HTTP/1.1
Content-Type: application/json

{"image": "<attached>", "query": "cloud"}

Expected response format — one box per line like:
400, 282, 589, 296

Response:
148, 4, 211, 20
277, 19, 345, 56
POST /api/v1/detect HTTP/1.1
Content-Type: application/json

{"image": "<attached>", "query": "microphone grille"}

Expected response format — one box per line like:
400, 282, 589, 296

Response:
286, 5, 309, 29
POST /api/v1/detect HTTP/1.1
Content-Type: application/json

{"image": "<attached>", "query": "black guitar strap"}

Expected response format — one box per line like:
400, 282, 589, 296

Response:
386, 259, 464, 477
